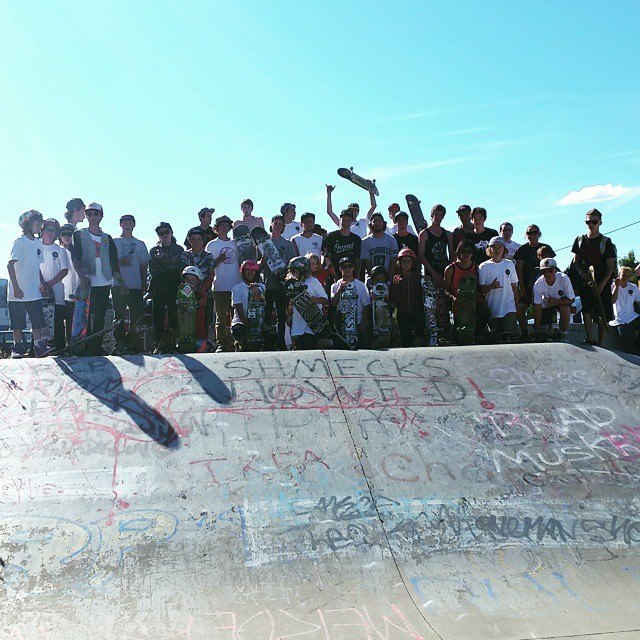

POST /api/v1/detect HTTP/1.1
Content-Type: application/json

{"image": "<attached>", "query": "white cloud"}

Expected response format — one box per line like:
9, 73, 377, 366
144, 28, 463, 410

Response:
556, 183, 640, 206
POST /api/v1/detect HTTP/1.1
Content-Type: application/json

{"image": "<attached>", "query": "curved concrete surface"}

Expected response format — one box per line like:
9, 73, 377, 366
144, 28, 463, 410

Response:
0, 345, 639, 640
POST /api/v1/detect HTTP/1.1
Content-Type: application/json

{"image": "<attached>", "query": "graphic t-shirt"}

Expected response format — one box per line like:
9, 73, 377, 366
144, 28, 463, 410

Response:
283, 221, 302, 241
503, 240, 521, 260
610, 281, 640, 326
114, 237, 150, 290
40, 243, 70, 305
322, 231, 362, 268
422, 229, 450, 275
361, 233, 399, 271
330, 278, 371, 323
231, 281, 266, 325
533, 273, 575, 309
8, 235, 44, 302
291, 276, 327, 336
466, 228, 499, 264
478, 259, 519, 318
206, 238, 242, 291
89, 232, 113, 287
394, 233, 419, 255
292, 233, 323, 258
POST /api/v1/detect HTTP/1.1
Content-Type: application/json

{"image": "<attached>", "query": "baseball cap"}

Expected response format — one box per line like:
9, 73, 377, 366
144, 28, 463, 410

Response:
394, 210, 409, 219
300, 212, 315, 222
488, 236, 505, 247
338, 257, 354, 268
198, 207, 215, 218
187, 226, 205, 238
540, 257, 558, 270
456, 204, 471, 214
120, 214, 135, 223
86, 202, 103, 214
155, 221, 173, 233
215, 215, 233, 227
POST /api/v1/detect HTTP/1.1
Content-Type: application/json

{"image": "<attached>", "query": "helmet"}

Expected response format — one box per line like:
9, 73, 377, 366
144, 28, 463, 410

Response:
288, 256, 311, 276
398, 248, 416, 260
42, 218, 61, 235
240, 259, 260, 272
18, 209, 43, 230
370, 265, 389, 278
182, 266, 202, 280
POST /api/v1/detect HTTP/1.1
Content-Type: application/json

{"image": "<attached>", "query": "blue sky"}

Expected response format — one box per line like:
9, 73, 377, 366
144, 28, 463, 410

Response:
1, 0, 639, 276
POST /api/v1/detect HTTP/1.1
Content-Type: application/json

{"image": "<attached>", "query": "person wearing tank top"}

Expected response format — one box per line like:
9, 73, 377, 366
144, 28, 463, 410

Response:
418, 204, 454, 283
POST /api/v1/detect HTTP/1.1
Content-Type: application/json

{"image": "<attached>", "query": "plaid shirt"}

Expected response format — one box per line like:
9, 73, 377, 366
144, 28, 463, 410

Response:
389, 270, 422, 314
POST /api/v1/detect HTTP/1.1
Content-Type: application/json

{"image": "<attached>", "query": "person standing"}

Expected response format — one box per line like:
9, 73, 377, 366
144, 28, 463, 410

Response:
532, 257, 575, 341
393, 211, 419, 255
184, 207, 217, 249
452, 204, 474, 250
385, 203, 417, 236
234, 198, 264, 231
389, 248, 424, 348
478, 237, 519, 339
326, 184, 376, 239
361, 213, 398, 278
7, 210, 47, 358
281, 203, 302, 240
183, 228, 216, 340
206, 215, 241, 352
59, 223, 79, 345
63, 198, 86, 229
500, 222, 520, 260
419, 204, 454, 284
322, 209, 362, 276
70, 203, 126, 355
113, 214, 150, 349
571, 208, 617, 346
40, 218, 70, 351
262, 215, 296, 350
148, 222, 184, 353
466, 207, 498, 265
330, 257, 371, 348
292, 212, 323, 257
513, 224, 551, 339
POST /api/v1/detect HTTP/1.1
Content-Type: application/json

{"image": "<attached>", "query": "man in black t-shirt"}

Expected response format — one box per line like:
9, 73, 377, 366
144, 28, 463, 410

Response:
465, 207, 498, 264
322, 209, 362, 276
393, 211, 419, 255
571, 208, 617, 346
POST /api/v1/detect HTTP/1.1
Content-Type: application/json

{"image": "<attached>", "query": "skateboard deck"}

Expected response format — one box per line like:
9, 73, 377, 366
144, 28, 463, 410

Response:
246, 284, 266, 349
176, 282, 197, 353
71, 282, 91, 342
588, 266, 610, 333
251, 227, 287, 278
405, 194, 428, 232
337, 167, 379, 196
39, 321, 122, 357
456, 277, 476, 345
233, 224, 255, 264
422, 277, 438, 346
41, 297, 56, 347
371, 282, 391, 348
340, 281, 359, 348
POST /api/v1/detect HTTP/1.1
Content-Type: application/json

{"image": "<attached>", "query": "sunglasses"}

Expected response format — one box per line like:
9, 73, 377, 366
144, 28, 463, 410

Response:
526, 230, 540, 235
585, 220, 600, 225
86, 211, 101, 217
158, 229, 172, 236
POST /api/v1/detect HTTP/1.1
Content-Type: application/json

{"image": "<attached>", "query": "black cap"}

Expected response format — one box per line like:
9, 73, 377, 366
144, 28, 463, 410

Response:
155, 221, 172, 233
456, 204, 471, 214
215, 215, 233, 227
198, 207, 215, 218
338, 257, 354, 268
187, 226, 205, 238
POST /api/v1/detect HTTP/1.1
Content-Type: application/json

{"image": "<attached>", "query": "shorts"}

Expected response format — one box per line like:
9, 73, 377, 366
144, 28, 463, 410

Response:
488, 312, 518, 335
9, 300, 45, 330
581, 283, 614, 322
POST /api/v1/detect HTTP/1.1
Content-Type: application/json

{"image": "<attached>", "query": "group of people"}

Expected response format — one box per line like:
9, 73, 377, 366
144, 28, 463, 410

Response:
6, 190, 640, 357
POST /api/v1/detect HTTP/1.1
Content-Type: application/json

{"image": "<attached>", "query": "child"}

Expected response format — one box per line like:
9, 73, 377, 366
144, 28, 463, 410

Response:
307, 253, 329, 289
7, 210, 47, 357
330, 257, 371, 348
389, 248, 424, 348
478, 236, 519, 340
231, 260, 266, 350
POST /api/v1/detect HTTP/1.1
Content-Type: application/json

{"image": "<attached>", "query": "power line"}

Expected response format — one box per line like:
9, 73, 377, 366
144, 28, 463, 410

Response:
556, 218, 640, 252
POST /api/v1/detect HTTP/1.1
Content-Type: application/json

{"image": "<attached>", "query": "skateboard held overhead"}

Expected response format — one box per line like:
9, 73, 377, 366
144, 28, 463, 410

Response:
405, 194, 427, 232
337, 167, 379, 196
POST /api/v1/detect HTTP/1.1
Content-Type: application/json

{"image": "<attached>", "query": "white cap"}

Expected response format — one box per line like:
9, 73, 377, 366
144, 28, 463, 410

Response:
540, 257, 558, 269
86, 202, 103, 214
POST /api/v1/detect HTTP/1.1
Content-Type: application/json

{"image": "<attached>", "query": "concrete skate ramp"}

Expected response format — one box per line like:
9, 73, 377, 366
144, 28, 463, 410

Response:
1, 345, 640, 640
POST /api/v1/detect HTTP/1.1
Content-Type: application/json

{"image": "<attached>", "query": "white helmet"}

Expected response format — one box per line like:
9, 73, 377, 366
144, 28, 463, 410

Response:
182, 265, 202, 280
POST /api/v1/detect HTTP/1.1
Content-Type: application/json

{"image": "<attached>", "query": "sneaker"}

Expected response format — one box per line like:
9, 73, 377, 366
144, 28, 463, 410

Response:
11, 343, 26, 359
33, 340, 50, 357
215, 344, 225, 353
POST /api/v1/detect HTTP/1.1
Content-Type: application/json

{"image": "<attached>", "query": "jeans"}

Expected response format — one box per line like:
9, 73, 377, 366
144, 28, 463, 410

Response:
86, 285, 111, 352
213, 291, 233, 348
265, 289, 288, 350
618, 316, 640, 354
112, 287, 145, 342
152, 285, 178, 346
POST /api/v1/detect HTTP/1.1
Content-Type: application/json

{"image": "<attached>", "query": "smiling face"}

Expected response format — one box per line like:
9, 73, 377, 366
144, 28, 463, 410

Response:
500, 223, 513, 241
157, 227, 173, 245
189, 233, 204, 253
41, 225, 57, 245
302, 216, 315, 232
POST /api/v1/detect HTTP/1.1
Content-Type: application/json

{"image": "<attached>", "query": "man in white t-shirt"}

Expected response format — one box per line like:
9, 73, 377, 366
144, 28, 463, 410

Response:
230, 260, 266, 350
385, 203, 417, 236
281, 203, 302, 240
532, 257, 575, 341
478, 236, 519, 338
291, 212, 322, 257
7, 210, 47, 357
611, 266, 640, 353
287, 256, 328, 350
206, 215, 242, 352
500, 222, 521, 260
330, 257, 371, 348
40, 219, 70, 350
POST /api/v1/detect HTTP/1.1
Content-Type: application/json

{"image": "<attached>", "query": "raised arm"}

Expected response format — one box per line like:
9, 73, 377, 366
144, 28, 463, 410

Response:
326, 184, 340, 227
365, 190, 376, 222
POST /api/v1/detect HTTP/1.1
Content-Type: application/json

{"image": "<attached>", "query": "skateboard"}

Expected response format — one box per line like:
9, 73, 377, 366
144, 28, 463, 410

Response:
245, 284, 266, 350
71, 281, 91, 342
251, 227, 287, 278
233, 224, 255, 263
405, 194, 428, 232
422, 277, 438, 346
587, 266, 610, 333
41, 296, 56, 347
340, 281, 359, 348
176, 282, 197, 353
456, 277, 476, 345
39, 321, 122, 357
371, 282, 391, 348
283, 279, 352, 349
337, 167, 379, 196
